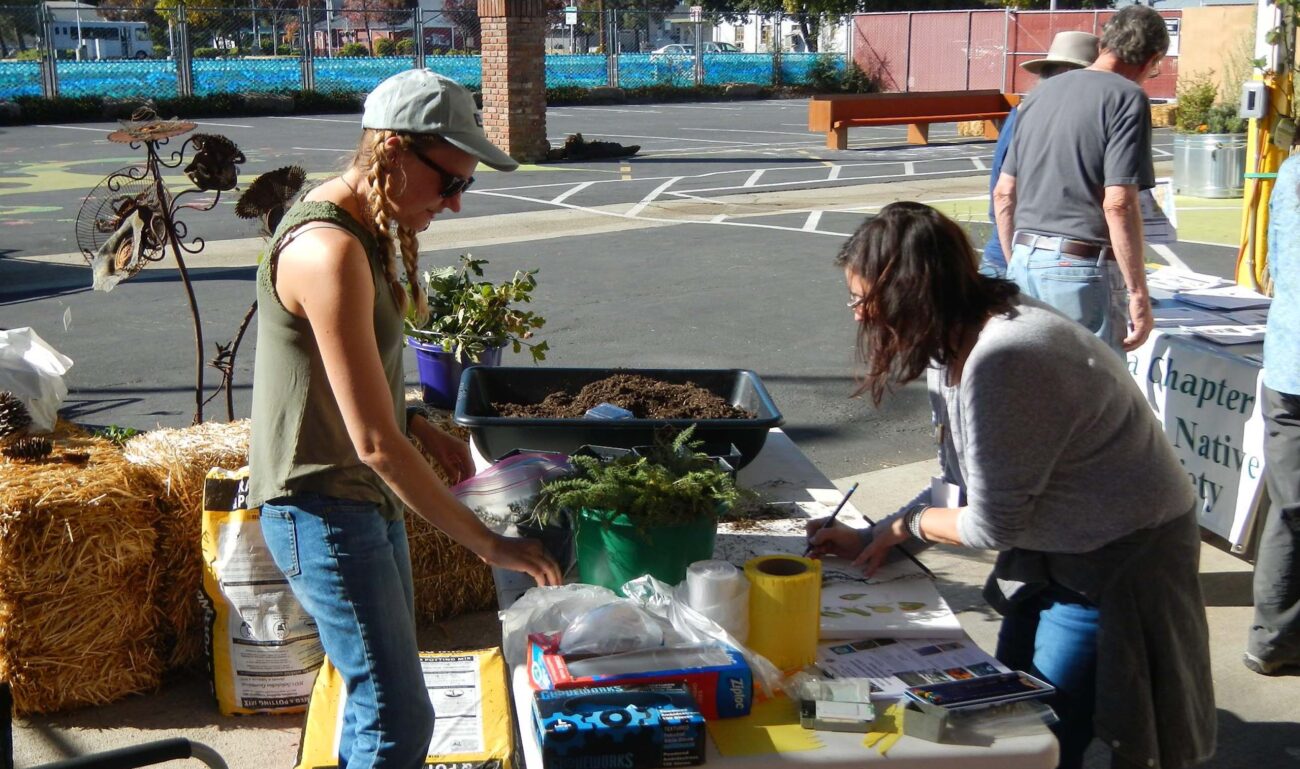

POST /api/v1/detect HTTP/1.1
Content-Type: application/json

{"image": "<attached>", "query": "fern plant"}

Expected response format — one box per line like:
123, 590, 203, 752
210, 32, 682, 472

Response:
405, 254, 548, 364
533, 427, 746, 530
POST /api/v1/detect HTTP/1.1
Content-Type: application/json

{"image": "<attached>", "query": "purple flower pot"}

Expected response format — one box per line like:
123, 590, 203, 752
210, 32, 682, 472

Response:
407, 337, 503, 409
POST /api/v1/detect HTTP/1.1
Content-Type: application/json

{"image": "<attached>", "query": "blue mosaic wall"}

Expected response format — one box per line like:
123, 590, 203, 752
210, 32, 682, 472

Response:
780, 53, 842, 87
194, 58, 299, 96
545, 54, 607, 88
0, 52, 838, 101
0, 61, 40, 99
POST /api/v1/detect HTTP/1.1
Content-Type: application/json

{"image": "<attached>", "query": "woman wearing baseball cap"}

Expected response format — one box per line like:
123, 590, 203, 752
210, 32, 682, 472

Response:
248, 69, 560, 769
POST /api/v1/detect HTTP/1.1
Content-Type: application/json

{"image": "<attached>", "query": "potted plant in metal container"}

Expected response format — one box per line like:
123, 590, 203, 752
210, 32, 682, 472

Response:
531, 427, 746, 594
1173, 72, 1249, 198
405, 254, 548, 409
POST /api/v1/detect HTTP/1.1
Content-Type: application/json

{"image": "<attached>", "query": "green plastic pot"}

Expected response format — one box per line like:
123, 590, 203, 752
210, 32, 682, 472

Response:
574, 509, 718, 594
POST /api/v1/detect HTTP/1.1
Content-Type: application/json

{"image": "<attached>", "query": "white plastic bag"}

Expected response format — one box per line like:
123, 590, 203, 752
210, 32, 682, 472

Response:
0, 328, 73, 433
559, 601, 666, 657
499, 583, 619, 665
622, 574, 784, 698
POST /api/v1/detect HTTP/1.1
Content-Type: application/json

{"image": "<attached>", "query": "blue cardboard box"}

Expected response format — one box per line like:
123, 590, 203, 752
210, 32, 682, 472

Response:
533, 684, 706, 769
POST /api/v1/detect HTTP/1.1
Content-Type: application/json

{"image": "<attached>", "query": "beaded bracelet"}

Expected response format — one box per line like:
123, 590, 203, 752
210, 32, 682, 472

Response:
906, 505, 930, 544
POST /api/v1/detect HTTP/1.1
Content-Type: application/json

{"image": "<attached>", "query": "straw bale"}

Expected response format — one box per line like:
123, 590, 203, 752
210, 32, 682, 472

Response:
403, 404, 494, 623
956, 120, 988, 138
122, 419, 250, 671
0, 422, 165, 715
1151, 103, 1177, 129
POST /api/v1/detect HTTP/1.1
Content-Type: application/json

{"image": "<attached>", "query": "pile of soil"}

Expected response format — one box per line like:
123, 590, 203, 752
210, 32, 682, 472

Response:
493, 373, 754, 419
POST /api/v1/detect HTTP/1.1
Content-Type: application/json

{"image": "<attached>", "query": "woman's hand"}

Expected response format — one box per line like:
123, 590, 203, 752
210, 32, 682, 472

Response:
805, 517, 868, 561
853, 516, 910, 577
409, 415, 475, 486
481, 534, 562, 587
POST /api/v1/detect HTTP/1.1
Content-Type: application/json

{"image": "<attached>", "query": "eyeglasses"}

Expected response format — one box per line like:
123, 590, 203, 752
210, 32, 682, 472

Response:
410, 150, 475, 198
846, 293, 867, 309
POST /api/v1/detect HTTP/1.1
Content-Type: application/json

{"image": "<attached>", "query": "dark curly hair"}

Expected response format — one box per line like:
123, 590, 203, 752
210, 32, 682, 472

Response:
835, 202, 1020, 405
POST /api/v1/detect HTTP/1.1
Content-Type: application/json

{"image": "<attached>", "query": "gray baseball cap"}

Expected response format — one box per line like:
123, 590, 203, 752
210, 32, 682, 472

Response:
362, 69, 519, 172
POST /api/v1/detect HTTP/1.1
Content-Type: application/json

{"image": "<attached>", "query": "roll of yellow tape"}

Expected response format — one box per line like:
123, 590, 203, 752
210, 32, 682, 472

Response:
744, 555, 822, 672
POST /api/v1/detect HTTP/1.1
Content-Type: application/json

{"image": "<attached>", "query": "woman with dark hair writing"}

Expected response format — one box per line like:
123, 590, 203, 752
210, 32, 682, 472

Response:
807, 202, 1215, 769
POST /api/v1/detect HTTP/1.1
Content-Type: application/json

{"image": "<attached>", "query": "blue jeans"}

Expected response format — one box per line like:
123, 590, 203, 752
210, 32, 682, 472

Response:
980, 232, 1007, 277
260, 495, 434, 769
1007, 240, 1128, 355
996, 586, 1101, 769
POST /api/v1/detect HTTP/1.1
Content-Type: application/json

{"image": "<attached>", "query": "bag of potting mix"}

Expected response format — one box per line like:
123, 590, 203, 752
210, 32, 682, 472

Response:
201, 467, 324, 715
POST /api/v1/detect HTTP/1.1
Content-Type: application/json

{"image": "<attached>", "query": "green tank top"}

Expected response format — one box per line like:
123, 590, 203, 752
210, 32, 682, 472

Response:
247, 200, 407, 519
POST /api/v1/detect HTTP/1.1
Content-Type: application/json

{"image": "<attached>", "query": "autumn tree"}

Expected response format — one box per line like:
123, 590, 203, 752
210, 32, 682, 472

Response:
341, 0, 412, 54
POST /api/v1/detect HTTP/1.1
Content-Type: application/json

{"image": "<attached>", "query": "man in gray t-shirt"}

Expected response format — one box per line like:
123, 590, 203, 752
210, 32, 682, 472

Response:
993, 5, 1167, 354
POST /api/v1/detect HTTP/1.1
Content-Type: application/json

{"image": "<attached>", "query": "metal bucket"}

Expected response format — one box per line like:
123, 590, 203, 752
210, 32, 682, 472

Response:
1173, 133, 1247, 198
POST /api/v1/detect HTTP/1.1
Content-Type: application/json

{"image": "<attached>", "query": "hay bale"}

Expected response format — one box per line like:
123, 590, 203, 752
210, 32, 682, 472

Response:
122, 420, 250, 671
0, 424, 164, 715
956, 120, 988, 138
1151, 103, 1177, 129
403, 400, 494, 623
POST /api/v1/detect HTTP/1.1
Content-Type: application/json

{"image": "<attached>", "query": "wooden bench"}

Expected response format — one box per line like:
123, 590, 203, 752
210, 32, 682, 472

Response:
808, 90, 1021, 150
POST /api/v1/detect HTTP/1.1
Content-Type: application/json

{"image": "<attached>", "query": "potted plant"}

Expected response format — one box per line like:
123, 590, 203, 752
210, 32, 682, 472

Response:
1173, 72, 1249, 198
405, 254, 548, 409
532, 427, 747, 594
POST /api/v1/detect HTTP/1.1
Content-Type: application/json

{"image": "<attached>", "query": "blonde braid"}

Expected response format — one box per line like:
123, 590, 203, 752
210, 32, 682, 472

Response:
398, 224, 428, 326
363, 130, 408, 314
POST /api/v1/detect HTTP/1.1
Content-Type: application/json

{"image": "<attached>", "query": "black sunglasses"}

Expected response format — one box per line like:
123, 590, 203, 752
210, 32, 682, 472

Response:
411, 151, 475, 198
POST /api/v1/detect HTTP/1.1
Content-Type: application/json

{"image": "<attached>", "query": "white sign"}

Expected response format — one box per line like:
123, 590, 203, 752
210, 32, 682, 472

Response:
689, 4, 702, 21
1127, 326, 1266, 550
1165, 17, 1181, 58
564, 5, 577, 25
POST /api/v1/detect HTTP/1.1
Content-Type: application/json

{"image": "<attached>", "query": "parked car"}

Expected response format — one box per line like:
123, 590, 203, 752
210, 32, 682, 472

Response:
702, 41, 741, 53
651, 43, 693, 57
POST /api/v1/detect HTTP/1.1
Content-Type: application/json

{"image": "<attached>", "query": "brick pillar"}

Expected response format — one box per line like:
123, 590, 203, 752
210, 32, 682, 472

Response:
477, 0, 549, 164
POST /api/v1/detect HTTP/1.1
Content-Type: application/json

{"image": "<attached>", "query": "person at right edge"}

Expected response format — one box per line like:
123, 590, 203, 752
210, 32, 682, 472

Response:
993, 5, 1167, 354
1245, 153, 1300, 676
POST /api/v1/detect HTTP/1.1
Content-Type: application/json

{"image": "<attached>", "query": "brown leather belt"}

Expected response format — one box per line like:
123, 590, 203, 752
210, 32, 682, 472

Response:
1013, 232, 1114, 261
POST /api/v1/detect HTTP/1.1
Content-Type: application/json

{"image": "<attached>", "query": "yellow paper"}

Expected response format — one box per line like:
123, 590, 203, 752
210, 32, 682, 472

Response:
745, 555, 822, 671
705, 696, 824, 757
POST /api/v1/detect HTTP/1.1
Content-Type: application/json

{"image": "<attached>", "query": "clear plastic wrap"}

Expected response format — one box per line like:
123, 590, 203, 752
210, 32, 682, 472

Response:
558, 601, 666, 657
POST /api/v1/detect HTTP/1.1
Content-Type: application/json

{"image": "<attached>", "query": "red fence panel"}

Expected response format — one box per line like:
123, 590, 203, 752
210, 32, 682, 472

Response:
853, 13, 909, 92
854, 9, 1179, 99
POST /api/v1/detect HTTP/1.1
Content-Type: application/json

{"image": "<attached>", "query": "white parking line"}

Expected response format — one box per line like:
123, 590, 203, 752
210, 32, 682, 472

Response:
742, 170, 765, 187
904, 162, 916, 175
971, 157, 987, 171
658, 104, 745, 111
35, 124, 111, 133
802, 211, 823, 231
827, 165, 842, 180
593, 133, 765, 146
272, 116, 357, 123
568, 107, 662, 114
626, 177, 682, 217
551, 181, 595, 204
682, 127, 818, 137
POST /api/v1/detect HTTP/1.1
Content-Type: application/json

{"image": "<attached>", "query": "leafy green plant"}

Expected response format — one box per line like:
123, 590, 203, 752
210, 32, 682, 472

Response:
396, 38, 415, 55
808, 53, 843, 92
1176, 70, 1246, 134
338, 42, 369, 57
374, 37, 397, 56
94, 425, 140, 446
841, 61, 882, 94
1205, 103, 1248, 134
405, 254, 548, 363
533, 426, 746, 529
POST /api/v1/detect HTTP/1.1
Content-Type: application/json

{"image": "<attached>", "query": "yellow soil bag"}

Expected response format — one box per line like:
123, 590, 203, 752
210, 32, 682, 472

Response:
296, 648, 515, 769
201, 467, 325, 715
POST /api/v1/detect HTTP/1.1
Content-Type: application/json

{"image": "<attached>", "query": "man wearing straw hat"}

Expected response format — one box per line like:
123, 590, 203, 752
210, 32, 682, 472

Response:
980, 31, 1099, 276
993, 5, 1168, 354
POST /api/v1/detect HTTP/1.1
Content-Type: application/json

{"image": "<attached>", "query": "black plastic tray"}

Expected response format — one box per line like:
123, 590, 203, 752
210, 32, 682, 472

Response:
453, 367, 784, 468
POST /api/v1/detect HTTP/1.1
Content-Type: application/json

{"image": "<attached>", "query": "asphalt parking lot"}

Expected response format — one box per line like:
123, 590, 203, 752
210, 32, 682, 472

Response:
0, 100, 1214, 478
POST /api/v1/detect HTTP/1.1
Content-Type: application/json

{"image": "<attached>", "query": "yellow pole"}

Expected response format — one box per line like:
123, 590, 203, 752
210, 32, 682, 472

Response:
1238, 74, 1288, 291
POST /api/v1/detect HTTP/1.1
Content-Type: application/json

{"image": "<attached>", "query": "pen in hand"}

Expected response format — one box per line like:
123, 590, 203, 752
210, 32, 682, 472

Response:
803, 482, 859, 557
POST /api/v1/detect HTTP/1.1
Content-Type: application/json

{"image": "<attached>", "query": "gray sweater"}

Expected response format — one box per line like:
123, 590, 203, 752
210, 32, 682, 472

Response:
895, 297, 1196, 552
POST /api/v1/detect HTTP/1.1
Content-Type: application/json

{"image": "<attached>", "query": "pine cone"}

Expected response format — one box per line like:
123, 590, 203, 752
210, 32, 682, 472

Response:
3, 436, 53, 462
0, 391, 32, 443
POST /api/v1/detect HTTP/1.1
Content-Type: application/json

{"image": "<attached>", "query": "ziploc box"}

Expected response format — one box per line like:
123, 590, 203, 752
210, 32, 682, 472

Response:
533, 684, 705, 769
527, 634, 753, 719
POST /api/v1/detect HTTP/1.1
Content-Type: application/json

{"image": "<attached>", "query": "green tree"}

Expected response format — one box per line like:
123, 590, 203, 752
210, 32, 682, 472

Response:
341, 0, 412, 55
0, 0, 42, 56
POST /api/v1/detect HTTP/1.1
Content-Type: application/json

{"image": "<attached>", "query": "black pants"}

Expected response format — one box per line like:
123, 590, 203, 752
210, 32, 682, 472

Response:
1248, 385, 1300, 664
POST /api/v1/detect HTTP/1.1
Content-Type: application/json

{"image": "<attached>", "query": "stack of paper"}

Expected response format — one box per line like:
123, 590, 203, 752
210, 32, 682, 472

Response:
1146, 268, 1229, 293
820, 560, 963, 640
1175, 285, 1272, 311
1184, 324, 1268, 346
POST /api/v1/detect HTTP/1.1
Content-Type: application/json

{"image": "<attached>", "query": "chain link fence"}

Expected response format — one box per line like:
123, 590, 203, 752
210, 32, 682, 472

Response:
1, 4, 851, 101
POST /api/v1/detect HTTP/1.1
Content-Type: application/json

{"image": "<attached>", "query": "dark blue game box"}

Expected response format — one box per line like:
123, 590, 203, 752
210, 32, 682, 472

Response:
532, 684, 707, 769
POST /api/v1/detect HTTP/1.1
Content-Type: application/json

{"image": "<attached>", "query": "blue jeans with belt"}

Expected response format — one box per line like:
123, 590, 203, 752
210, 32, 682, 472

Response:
260, 494, 434, 769
996, 585, 1101, 769
1007, 238, 1128, 355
